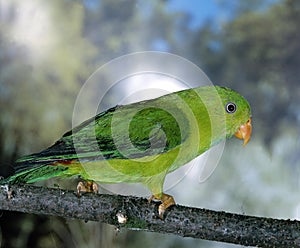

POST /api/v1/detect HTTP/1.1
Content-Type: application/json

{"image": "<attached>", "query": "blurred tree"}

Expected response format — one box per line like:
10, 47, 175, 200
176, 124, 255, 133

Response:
83, 0, 187, 61
0, 0, 96, 177
72, 0, 191, 113
217, 0, 282, 17
191, 0, 300, 147
0, 0, 97, 247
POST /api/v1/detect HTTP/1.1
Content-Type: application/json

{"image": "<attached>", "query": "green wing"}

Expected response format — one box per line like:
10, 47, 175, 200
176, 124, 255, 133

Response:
15, 97, 188, 173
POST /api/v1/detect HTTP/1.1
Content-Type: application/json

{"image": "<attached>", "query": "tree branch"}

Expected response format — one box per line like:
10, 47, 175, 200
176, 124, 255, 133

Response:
0, 184, 299, 247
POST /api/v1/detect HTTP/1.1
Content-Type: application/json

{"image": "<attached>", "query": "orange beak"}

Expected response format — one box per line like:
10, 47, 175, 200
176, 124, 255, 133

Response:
234, 118, 252, 146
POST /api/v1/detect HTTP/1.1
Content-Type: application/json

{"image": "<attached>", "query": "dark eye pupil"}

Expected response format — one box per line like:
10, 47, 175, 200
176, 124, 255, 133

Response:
226, 102, 236, 113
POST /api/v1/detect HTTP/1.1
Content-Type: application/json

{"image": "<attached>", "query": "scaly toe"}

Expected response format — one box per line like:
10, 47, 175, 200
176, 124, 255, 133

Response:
92, 182, 99, 193
76, 182, 85, 196
76, 181, 99, 196
148, 193, 176, 219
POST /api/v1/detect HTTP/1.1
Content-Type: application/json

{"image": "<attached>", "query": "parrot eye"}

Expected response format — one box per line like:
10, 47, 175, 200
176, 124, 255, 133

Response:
226, 102, 236, 114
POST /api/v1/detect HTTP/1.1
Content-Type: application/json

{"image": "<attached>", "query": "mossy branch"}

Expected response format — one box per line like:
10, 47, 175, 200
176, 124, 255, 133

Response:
0, 184, 299, 247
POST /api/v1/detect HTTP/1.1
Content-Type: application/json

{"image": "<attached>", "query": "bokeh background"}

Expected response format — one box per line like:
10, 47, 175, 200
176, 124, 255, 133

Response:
1, 0, 300, 247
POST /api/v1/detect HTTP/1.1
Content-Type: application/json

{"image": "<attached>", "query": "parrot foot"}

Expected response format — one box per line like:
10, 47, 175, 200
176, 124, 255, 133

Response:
148, 193, 175, 219
76, 181, 99, 196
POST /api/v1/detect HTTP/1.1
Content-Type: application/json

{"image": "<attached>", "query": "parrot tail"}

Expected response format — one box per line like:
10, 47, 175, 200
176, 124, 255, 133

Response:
0, 165, 68, 185
0, 150, 70, 185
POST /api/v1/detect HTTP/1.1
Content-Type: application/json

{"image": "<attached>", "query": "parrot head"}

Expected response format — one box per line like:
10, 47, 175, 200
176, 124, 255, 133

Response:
215, 86, 252, 146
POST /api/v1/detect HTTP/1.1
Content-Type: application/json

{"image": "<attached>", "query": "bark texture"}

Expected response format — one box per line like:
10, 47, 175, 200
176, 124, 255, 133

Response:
0, 184, 299, 247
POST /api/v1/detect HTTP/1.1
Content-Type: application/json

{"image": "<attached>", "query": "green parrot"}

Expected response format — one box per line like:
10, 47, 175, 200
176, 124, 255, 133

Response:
1, 86, 252, 218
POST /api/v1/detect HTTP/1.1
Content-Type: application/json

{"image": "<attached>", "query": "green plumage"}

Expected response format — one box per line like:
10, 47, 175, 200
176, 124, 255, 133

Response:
1, 86, 251, 196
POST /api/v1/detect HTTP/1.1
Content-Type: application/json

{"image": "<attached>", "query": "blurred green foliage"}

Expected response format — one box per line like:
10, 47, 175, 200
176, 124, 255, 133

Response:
0, 0, 300, 247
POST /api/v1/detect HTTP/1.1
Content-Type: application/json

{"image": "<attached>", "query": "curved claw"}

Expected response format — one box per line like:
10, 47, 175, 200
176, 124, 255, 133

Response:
149, 193, 176, 219
77, 181, 99, 196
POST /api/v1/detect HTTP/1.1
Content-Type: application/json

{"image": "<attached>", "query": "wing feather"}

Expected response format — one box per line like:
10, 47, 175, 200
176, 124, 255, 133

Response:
15, 98, 187, 172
